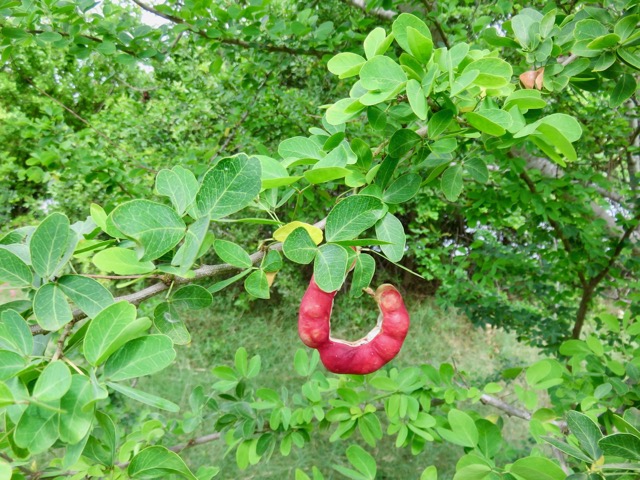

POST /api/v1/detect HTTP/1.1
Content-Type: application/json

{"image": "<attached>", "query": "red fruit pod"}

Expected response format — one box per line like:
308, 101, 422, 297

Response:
298, 278, 410, 375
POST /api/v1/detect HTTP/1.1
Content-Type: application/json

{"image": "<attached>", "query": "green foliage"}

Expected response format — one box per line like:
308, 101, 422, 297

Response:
0, 0, 639, 478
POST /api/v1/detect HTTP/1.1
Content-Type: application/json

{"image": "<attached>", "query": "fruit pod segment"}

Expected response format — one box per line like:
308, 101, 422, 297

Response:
298, 279, 410, 375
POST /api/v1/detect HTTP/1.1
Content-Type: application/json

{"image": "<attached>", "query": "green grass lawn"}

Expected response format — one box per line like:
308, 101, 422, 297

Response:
131, 283, 541, 479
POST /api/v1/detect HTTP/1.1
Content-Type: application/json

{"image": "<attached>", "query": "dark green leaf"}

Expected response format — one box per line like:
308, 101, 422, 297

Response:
33, 283, 73, 331
111, 200, 186, 262
58, 275, 114, 319
30, 212, 71, 280
104, 335, 176, 381
325, 195, 386, 242
0, 249, 32, 287
213, 239, 252, 268
314, 244, 350, 292
388, 129, 422, 158
244, 270, 270, 299
196, 155, 262, 219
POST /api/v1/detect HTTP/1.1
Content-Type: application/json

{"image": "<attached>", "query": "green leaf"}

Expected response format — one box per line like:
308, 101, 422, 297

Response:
92, 247, 155, 275
244, 270, 270, 299
328, 53, 366, 79
441, 165, 464, 201
508, 456, 565, 480
566, 411, 602, 461
13, 404, 59, 454
0, 351, 26, 380
196, 154, 262, 219
325, 195, 386, 242
59, 375, 95, 444
213, 239, 252, 268
427, 109, 454, 138
463, 58, 513, 88
155, 165, 198, 215
406, 79, 427, 120
445, 409, 479, 447
304, 166, 351, 184
452, 464, 492, 480
615, 14, 639, 41
83, 411, 117, 466
33, 283, 73, 331
107, 382, 180, 412
153, 302, 191, 345
261, 250, 283, 273
610, 74, 637, 107
375, 214, 405, 262
128, 445, 198, 479
172, 216, 210, 271
0, 309, 33, 356
345, 444, 376, 479
278, 137, 323, 162
0, 458, 10, 479
541, 436, 593, 463
504, 90, 547, 110
171, 285, 212, 309
58, 275, 114, 319
104, 335, 176, 381
407, 27, 433, 63
388, 129, 422, 158
111, 200, 186, 262
465, 158, 489, 183
350, 253, 375, 297
283, 227, 318, 264
359, 56, 407, 92
84, 301, 152, 366
207, 269, 251, 293
466, 109, 512, 136
30, 212, 71, 280
383, 174, 421, 204
421, 465, 438, 480
599, 433, 640, 460
314, 244, 350, 292
0, 249, 32, 287
364, 27, 393, 59
33, 360, 72, 401
617, 47, 640, 70
392, 13, 432, 55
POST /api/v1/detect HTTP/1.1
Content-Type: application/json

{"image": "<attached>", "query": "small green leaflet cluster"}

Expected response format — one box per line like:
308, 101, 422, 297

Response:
324, 11, 601, 197
502, 8, 639, 106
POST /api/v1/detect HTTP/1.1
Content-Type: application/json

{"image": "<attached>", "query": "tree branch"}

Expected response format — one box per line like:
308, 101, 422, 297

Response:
30, 218, 327, 336
130, 0, 331, 58
479, 393, 566, 429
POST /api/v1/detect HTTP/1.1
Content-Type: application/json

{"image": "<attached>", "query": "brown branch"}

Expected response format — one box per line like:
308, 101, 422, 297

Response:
51, 322, 73, 361
30, 218, 327, 336
130, 0, 331, 58
479, 393, 567, 429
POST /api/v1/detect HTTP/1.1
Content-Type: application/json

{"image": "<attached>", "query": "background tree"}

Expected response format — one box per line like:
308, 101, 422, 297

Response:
0, 0, 639, 479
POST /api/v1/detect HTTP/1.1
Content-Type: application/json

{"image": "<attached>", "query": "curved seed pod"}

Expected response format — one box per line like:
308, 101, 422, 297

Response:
298, 278, 410, 374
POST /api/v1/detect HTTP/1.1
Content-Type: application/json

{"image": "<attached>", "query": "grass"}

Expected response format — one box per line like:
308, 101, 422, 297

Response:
133, 282, 541, 480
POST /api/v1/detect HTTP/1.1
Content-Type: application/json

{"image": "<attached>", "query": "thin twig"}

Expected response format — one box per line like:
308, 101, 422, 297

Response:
51, 322, 73, 361
130, 0, 331, 58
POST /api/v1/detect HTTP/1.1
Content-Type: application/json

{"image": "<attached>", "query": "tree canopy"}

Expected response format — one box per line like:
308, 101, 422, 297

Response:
0, 0, 639, 479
